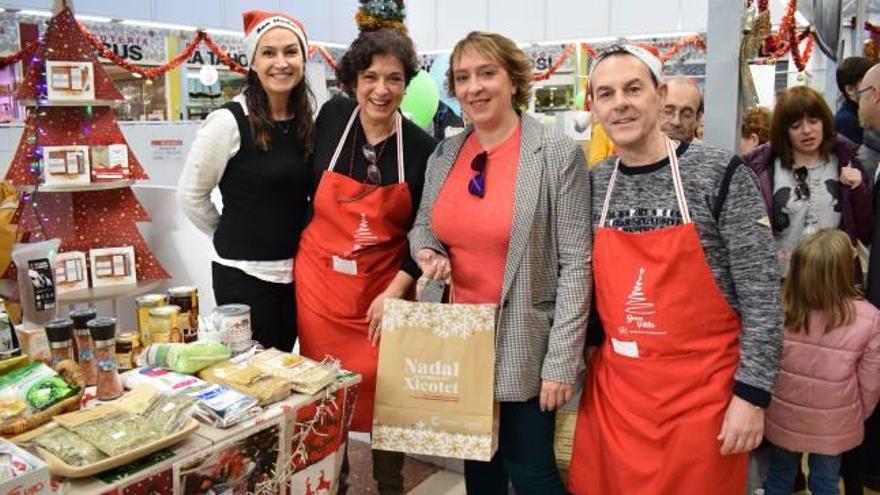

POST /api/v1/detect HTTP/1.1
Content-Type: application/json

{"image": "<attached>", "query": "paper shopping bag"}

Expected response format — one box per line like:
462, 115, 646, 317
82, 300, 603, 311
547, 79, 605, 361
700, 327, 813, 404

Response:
372, 297, 498, 461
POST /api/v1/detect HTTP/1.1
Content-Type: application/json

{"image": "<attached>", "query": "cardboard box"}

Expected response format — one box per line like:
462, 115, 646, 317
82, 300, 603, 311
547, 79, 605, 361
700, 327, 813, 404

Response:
0, 438, 50, 495
15, 327, 49, 363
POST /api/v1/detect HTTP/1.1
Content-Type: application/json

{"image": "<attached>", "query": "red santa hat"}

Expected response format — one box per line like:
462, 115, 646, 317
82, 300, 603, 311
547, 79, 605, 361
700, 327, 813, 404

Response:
242, 10, 309, 67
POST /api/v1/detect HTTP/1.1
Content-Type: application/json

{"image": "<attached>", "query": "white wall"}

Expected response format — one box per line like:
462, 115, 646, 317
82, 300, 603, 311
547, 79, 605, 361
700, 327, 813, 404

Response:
407, 0, 711, 52
0, 0, 361, 44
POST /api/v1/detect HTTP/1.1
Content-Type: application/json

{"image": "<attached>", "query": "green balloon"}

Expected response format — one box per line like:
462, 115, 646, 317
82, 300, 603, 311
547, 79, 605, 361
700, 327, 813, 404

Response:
574, 90, 586, 110
401, 71, 440, 129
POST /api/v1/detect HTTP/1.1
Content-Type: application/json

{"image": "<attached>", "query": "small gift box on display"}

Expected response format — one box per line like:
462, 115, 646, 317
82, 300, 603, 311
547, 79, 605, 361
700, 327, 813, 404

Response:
41, 145, 91, 186
45, 61, 95, 102
90, 144, 130, 182
89, 246, 136, 288
55, 251, 88, 294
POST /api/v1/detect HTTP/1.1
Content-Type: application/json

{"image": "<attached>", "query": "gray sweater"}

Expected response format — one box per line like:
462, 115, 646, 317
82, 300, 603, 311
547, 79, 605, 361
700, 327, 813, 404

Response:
591, 142, 783, 407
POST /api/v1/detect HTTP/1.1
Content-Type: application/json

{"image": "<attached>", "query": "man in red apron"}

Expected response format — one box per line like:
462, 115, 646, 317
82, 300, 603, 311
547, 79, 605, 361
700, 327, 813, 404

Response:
568, 44, 783, 494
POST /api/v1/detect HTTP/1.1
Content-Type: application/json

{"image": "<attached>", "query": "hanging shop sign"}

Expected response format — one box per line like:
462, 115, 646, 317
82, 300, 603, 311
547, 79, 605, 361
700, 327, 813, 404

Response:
0, 13, 19, 56
528, 44, 575, 73
417, 45, 574, 75
183, 32, 248, 67
80, 22, 167, 65
22, 15, 167, 65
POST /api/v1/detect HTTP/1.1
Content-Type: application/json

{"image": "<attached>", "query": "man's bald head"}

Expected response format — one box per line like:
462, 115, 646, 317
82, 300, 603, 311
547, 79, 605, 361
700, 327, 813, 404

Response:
858, 63, 880, 131
659, 76, 703, 141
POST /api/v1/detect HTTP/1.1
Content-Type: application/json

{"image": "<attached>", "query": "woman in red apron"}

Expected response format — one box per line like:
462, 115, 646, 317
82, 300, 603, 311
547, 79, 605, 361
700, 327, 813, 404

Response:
295, 27, 436, 494
569, 138, 747, 493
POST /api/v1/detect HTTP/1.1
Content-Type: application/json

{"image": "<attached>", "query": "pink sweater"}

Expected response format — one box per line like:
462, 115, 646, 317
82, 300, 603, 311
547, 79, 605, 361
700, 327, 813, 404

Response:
765, 299, 880, 455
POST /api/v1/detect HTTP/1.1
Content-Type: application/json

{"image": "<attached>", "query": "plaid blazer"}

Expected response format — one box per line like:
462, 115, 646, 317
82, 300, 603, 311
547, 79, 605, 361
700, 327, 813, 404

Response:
408, 114, 592, 402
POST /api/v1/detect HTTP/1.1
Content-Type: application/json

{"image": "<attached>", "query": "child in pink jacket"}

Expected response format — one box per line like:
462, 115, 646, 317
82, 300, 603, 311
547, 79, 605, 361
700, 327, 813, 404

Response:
764, 229, 880, 495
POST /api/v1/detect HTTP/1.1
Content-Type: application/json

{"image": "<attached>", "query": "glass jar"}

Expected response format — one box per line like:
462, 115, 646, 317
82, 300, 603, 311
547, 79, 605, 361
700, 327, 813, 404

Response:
45, 318, 74, 366
148, 305, 181, 344
168, 287, 198, 343
69, 308, 97, 386
135, 294, 166, 347
88, 316, 123, 401
115, 332, 136, 371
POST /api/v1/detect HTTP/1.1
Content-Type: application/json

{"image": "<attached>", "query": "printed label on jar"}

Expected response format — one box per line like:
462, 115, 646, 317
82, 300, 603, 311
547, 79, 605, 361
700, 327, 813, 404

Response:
115, 353, 132, 370
224, 316, 252, 352
78, 349, 94, 361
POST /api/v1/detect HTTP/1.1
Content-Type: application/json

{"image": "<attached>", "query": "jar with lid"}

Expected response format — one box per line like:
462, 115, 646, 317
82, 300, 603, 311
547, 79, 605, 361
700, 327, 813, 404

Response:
115, 332, 139, 371
148, 305, 181, 343
45, 318, 74, 366
69, 308, 97, 386
135, 294, 166, 346
167, 287, 198, 343
88, 317, 123, 401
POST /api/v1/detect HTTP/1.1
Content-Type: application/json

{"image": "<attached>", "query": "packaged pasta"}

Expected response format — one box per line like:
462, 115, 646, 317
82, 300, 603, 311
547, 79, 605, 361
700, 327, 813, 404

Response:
251, 349, 337, 395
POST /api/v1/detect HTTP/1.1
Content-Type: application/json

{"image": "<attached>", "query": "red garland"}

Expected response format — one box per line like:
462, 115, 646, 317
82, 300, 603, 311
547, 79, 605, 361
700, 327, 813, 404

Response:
581, 42, 597, 59
201, 35, 248, 74
867, 21, 880, 47
534, 43, 575, 81
79, 22, 207, 78
0, 41, 39, 70
660, 35, 707, 63
308, 45, 337, 70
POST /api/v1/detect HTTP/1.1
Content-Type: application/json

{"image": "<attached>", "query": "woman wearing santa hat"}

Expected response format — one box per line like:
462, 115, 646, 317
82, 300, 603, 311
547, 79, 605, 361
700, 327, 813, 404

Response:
294, 22, 436, 494
178, 10, 313, 352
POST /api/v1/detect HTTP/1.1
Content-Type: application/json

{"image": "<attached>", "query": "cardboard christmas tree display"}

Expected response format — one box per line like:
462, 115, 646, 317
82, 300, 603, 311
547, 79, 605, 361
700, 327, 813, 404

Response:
4, 7, 169, 281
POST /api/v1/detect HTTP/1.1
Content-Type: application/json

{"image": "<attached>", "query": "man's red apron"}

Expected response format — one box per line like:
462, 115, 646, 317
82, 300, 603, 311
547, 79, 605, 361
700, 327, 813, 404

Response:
568, 138, 748, 494
296, 109, 411, 432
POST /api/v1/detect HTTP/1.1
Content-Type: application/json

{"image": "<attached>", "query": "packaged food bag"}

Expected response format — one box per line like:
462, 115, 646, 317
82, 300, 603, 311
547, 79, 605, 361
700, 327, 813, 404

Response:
372, 297, 498, 461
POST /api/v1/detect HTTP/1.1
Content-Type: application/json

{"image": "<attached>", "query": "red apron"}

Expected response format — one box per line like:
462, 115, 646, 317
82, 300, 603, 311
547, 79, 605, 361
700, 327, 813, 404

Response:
568, 138, 748, 494
295, 109, 411, 432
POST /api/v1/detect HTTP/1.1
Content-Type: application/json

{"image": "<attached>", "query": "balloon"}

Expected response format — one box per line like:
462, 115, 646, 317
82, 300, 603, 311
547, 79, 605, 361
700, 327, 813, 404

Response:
428, 54, 462, 117
574, 90, 586, 111
401, 70, 440, 129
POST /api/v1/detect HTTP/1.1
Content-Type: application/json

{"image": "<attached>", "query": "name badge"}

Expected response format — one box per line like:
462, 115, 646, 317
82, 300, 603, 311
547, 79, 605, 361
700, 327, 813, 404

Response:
332, 255, 357, 275
611, 338, 639, 358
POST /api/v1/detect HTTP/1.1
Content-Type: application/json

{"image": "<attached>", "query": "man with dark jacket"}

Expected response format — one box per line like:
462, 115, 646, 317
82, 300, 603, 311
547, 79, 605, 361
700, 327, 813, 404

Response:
858, 63, 880, 192
835, 57, 874, 146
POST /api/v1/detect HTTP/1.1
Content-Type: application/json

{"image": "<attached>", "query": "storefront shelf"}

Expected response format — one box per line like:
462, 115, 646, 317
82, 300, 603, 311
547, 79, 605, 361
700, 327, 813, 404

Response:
23, 180, 135, 193
58, 280, 162, 304
19, 99, 122, 107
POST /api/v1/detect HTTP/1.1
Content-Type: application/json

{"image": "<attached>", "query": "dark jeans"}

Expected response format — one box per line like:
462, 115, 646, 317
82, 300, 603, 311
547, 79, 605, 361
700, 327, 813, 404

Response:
338, 445, 404, 495
764, 444, 841, 495
464, 398, 565, 494
211, 262, 296, 352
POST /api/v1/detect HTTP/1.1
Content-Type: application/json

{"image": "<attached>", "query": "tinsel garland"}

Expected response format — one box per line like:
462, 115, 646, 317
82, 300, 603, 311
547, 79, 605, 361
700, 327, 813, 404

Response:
534, 44, 575, 81
660, 35, 708, 63
0, 41, 39, 70
80, 23, 208, 78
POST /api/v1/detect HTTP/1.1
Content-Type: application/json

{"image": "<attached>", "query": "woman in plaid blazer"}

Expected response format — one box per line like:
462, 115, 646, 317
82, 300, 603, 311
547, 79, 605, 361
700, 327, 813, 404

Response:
408, 31, 591, 494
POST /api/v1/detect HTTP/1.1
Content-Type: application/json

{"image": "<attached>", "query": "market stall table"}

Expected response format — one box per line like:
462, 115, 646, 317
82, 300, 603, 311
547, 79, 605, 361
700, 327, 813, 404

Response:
49, 372, 361, 495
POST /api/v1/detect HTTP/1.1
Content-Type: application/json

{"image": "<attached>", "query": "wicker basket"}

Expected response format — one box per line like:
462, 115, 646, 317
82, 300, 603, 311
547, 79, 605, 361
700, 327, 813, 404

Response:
0, 359, 86, 437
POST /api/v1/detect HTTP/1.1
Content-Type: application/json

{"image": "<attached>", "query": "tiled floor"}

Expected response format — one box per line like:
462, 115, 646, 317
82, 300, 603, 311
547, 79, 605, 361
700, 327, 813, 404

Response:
346, 439, 462, 494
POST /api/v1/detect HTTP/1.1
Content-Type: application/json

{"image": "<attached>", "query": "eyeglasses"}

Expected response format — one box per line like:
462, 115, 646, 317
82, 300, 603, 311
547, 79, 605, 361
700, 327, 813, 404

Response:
857, 86, 875, 101
793, 167, 810, 200
362, 144, 383, 185
338, 135, 387, 203
468, 151, 488, 198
